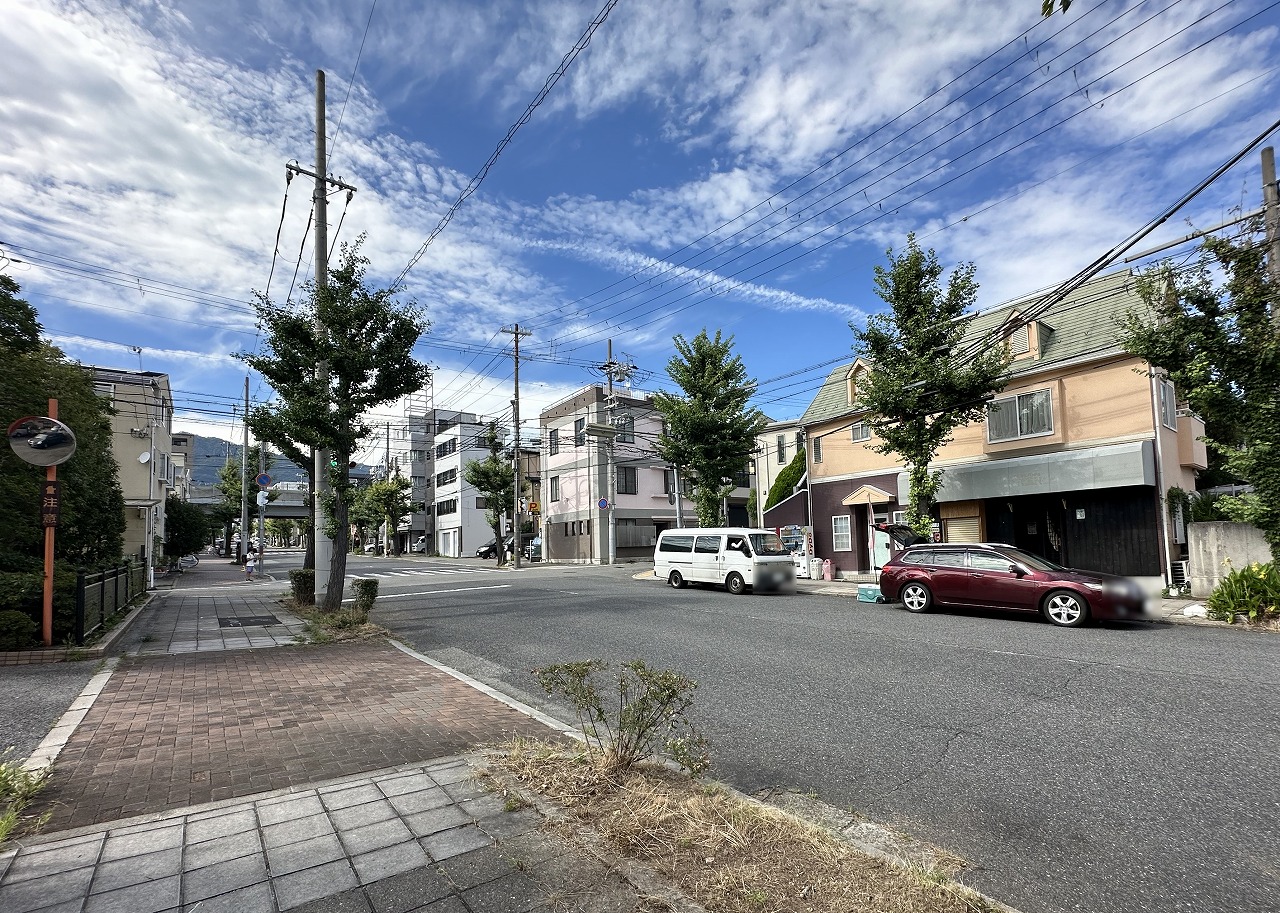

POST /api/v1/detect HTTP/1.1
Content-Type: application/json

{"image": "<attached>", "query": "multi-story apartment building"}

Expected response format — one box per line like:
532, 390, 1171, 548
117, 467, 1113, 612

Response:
539, 385, 754, 563
778, 270, 1207, 584
89, 367, 175, 582
426, 410, 505, 558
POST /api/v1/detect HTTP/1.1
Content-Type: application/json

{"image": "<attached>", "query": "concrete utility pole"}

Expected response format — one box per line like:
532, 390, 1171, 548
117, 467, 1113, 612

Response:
286, 70, 357, 599
257, 442, 266, 574
1262, 147, 1280, 327
501, 325, 532, 568
240, 376, 250, 566
598, 340, 637, 564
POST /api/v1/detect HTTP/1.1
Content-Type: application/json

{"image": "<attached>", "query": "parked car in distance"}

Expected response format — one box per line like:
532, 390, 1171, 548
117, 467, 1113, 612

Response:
411, 536, 428, 553
28, 429, 71, 449
362, 542, 383, 555
475, 538, 507, 559
878, 542, 1148, 627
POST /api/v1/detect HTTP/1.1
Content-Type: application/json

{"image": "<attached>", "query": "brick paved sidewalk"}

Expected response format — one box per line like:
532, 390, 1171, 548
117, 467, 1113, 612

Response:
29, 641, 552, 834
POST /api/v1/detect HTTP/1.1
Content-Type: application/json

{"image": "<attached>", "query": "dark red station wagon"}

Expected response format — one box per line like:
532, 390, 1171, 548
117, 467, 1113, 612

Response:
878, 543, 1148, 628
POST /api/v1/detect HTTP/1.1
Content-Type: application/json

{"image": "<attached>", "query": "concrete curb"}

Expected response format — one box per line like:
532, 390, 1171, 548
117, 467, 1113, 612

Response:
22, 657, 119, 773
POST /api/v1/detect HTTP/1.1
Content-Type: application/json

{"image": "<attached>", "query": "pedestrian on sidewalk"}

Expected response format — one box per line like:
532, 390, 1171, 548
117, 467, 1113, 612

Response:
245, 551, 256, 581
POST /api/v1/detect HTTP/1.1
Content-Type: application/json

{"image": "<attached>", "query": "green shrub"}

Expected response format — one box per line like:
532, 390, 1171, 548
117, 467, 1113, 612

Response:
533, 659, 711, 775
351, 579, 378, 622
0, 748, 52, 843
764, 448, 805, 511
289, 569, 315, 606
0, 610, 38, 651
1206, 561, 1280, 624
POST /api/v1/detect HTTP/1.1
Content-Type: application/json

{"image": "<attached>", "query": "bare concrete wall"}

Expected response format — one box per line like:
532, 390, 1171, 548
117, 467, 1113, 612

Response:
1187, 521, 1271, 598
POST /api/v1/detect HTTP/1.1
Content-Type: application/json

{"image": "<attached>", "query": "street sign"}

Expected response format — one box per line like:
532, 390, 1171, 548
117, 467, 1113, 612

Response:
256, 472, 272, 487
597, 498, 609, 510
528, 501, 540, 514
256, 490, 268, 507
41, 480, 61, 528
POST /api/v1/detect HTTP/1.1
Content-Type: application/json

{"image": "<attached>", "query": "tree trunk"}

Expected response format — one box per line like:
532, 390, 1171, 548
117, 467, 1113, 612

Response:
321, 469, 351, 613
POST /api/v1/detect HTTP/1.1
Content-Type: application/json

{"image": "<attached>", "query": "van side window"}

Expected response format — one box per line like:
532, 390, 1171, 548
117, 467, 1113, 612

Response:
694, 536, 721, 554
659, 535, 694, 553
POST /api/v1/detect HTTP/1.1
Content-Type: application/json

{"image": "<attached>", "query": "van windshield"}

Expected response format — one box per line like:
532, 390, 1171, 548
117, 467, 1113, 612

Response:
749, 533, 789, 556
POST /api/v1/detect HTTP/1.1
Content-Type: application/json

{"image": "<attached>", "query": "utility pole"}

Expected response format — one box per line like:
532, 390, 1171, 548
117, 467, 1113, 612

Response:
257, 442, 266, 575
501, 324, 532, 568
1262, 147, 1280, 327
239, 376, 249, 566
598, 340, 637, 564
287, 70, 357, 601
384, 420, 392, 556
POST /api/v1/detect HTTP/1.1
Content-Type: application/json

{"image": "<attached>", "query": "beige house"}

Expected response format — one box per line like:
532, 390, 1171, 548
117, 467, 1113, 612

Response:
789, 270, 1207, 584
90, 367, 175, 583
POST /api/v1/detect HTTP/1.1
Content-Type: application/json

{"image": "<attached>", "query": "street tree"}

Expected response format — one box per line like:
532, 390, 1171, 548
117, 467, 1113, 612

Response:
463, 422, 516, 562
1, 276, 125, 628
653, 330, 767, 527
244, 403, 318, 568
1119, 226, 1280, 559
852, 235, 1010, 539
164, 495, 208, 560
241, 237, 431, 610
214, 444, 274, 556
362, 476, 420, 557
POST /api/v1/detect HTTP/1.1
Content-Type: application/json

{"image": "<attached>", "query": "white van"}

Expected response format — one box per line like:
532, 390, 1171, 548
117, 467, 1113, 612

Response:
654, 527, 795, 595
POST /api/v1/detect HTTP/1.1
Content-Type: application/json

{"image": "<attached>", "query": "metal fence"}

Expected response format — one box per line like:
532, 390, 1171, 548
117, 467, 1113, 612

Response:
75, 562, 145, 646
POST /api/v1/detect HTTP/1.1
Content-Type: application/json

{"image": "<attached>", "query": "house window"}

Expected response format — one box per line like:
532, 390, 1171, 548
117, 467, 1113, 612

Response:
1160, 379, 1177, 430
812, 436, 822, 462
617, 466, 637, 495
776, 435, 786, 463
550, 476, 560, 501
1008, 324, 1031, 356
617, 415, 634, 443
851, 422, 871, 443
436, 499, 457, 516
435, 438, 457, 459
549, 428, 559, 456
410, 449, 426, 463
574, 417, 586, 446
476, 497, 487, 510
435, 468, 457, 487
733, 467, 749, 488
832, 515, 852, 551
986, 389, 1053, 442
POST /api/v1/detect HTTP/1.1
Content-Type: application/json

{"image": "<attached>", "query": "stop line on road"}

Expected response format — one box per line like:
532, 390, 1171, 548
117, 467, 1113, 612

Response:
347, 565, 502, 582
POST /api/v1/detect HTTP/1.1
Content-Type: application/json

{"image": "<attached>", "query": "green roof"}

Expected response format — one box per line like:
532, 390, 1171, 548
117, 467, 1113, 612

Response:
798, 268, 1151, 428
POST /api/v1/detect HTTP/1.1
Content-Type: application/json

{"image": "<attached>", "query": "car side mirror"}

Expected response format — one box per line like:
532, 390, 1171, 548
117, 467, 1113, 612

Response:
1009, 563, 1024, 576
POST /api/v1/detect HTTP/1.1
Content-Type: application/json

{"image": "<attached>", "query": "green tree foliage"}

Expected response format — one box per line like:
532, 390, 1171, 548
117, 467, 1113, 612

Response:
764, 448, 806, 512
852, 235, 1010, 538
361, 476, 419, 557
164, 495, 208, 559
653, 330, 767, 527
463, 422, 515, 562
1119, 227, 1280, 559
1042, 0, 1071, 16
0, 276, 125, 623
214, 445, 273, 554
241, 237, 431, 610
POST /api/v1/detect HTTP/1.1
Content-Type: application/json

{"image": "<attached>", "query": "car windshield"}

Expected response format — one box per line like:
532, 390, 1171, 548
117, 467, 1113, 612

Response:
749, 533, 790, 556
997, 547, 1065, 572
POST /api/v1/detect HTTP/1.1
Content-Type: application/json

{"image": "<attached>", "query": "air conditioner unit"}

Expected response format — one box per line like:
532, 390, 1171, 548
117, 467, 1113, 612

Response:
1171, 560, 1189, 586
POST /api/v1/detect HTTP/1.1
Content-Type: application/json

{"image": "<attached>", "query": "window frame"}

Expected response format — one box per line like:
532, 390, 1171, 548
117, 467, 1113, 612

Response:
616, 465, 638, 495
851, 422, 871, 443
986, 389, 1054, 443
574, 417, 586, 446
549, 475, 560, 502
832, 514, 852, 551
812, 435, 823, 463
548, 428, 559, 456
776, 434, 786, 463
1159, 378, 1178, 431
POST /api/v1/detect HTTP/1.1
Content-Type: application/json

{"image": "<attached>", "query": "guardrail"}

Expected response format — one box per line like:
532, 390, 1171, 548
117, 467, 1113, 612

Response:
74, 562, 145, 645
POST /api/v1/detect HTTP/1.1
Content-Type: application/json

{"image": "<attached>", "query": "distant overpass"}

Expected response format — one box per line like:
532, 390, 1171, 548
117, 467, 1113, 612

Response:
188, 483, 311, 519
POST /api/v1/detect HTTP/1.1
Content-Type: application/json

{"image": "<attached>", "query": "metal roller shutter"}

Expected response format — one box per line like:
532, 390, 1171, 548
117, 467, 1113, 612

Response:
943, 516, 981, 542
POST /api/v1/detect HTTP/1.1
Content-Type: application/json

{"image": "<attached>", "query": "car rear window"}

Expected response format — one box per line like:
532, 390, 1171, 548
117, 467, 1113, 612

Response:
659, 535, 694, 553
901, 550, 934, 565
931, 551, 967, 567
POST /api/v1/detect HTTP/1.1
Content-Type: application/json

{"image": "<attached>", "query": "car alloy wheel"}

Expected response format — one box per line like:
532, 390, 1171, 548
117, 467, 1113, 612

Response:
725, 572, 746, 596
1043, 590, 1089, 627
901, 581, 932, 613
668, 570, 685, 589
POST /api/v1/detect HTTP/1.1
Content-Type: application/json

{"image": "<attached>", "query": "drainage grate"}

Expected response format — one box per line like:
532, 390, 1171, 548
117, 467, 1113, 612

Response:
218, 615, 280, 628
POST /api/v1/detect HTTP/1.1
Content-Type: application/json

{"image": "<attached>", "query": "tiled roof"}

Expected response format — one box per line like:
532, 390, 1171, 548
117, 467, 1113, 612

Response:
797, 268, 1151, 428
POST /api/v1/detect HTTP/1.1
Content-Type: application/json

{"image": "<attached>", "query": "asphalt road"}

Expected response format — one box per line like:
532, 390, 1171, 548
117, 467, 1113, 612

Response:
0, 662, 100, 760
360, 558, 1280, 913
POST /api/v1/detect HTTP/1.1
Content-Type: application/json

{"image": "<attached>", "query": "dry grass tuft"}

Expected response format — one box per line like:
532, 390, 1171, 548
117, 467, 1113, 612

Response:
491, 738, 998, 913
284, 599, 389, 643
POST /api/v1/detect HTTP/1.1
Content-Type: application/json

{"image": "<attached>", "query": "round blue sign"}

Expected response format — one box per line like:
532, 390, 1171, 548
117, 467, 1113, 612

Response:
597, 498, 609, 510
256, 473, 272, 487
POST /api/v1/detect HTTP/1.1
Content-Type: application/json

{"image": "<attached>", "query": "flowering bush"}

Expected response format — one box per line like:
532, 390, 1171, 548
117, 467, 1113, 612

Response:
1206, 560, 1280, 624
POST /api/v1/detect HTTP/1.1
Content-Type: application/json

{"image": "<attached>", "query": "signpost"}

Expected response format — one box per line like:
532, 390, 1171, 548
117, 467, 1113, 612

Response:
7, 404, 77, 646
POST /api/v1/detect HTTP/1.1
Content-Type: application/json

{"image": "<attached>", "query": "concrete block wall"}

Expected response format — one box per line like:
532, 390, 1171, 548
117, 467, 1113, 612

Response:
1187, 521, 1272, 598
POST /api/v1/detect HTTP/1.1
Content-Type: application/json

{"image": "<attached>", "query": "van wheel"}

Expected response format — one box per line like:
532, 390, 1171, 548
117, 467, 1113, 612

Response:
667, 570, 686, 589
725, 572, 746, 596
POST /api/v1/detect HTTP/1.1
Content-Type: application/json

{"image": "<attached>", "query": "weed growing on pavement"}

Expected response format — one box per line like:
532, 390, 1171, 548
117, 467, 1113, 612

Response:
532, 659, 711, 775
490, 738, 997, 913
285, 599, 388, 644
0, 750, 52, 844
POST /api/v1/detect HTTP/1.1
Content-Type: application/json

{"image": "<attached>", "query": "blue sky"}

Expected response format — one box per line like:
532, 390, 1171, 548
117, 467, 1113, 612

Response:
3, 0, 1279, 461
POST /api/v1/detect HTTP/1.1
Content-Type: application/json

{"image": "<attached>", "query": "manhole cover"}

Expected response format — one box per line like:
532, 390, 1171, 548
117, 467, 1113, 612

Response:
218, 615, 280, 628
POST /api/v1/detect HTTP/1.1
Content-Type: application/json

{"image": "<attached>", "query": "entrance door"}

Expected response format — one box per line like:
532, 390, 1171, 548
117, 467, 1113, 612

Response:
870, 510, 891, 570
